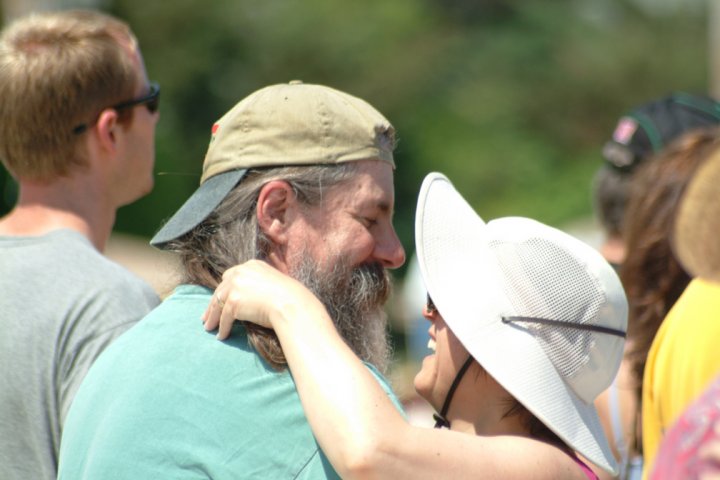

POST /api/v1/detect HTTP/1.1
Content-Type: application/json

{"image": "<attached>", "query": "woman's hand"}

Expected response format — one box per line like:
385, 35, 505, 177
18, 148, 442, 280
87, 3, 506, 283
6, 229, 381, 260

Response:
202, 260, 324, 340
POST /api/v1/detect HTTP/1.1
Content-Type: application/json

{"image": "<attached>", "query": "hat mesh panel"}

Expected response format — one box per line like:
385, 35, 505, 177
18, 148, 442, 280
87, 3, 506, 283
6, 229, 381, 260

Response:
489, 237, 605, 381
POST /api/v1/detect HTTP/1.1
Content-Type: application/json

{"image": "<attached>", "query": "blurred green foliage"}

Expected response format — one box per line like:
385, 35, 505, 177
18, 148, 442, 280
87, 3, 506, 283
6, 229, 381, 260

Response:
0, 0, 709, 269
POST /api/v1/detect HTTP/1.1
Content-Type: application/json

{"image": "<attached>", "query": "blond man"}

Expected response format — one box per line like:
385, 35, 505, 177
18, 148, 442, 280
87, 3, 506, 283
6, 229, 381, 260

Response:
0, 10, 160, 479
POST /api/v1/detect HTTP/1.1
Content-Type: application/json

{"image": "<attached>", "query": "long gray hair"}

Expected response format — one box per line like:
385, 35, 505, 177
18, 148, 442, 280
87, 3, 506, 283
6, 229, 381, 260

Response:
165, 163, 358, 369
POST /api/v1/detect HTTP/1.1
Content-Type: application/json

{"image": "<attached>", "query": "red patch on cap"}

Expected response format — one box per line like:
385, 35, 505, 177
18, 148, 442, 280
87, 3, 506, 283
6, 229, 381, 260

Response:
211, 123, 219, 134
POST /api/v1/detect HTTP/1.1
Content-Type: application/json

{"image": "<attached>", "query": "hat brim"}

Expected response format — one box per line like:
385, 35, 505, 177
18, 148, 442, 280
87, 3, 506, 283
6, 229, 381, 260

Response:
150, 169, 248, 248
674, 150, 720, 282
414, 172, 618, 475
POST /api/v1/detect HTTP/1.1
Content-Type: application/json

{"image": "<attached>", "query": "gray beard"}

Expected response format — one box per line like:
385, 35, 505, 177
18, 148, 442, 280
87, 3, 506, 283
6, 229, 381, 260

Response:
290, 255, 393, 373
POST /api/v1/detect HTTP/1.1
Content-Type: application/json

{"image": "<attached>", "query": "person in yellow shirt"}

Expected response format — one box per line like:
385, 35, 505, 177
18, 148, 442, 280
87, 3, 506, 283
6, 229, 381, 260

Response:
641, 138, 720, 478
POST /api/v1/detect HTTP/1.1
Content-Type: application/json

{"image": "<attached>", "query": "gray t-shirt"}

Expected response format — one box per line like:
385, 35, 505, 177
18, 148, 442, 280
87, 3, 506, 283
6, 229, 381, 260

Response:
0, 229, 160, 480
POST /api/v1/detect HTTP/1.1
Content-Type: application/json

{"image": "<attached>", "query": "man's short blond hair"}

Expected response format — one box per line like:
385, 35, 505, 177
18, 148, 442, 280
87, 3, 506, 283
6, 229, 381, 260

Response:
0, 10, 140, 181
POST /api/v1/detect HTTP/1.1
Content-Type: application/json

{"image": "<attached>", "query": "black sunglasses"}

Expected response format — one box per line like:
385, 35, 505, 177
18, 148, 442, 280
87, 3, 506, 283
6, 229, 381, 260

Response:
72, 82, 160, 135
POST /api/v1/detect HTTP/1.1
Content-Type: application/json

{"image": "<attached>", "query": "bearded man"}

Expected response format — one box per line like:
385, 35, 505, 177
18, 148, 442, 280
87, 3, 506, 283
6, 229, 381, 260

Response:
57, 81, 406, 480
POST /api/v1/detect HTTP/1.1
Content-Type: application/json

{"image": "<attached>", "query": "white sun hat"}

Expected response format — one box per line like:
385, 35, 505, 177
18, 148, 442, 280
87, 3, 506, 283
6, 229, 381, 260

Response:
415, 172, 628, 475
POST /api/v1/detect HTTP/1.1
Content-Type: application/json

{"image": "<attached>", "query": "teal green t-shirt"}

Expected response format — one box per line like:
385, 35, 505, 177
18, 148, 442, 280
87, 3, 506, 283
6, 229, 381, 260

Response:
58, 285, 402, 479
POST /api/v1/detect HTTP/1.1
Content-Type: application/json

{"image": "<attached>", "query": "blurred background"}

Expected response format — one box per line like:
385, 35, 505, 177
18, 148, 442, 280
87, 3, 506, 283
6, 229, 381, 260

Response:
0, 0, 716, 416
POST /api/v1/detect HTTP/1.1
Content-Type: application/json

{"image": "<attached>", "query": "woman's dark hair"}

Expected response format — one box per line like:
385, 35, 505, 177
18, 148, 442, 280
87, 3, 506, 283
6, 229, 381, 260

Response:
621, 126, 720, 398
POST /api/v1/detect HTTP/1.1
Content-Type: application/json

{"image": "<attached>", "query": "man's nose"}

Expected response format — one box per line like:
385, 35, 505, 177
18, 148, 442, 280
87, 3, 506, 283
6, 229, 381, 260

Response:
376, 227, 405, 269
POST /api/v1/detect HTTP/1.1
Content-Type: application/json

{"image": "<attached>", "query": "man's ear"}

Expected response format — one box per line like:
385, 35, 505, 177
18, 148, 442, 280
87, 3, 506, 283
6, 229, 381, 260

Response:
93, 109, 121, 157
256, 180, 297, 246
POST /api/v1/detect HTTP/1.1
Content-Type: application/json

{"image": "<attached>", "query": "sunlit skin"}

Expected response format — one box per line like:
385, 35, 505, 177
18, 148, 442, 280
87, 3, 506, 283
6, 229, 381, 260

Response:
413, 304, 471, 414
265, 159, 405, 275
112, 48, 159, 207
413, 304, 528, 437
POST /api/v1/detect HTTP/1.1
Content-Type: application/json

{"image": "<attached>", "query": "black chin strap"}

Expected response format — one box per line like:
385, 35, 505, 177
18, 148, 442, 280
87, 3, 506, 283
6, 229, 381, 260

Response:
433, 356, 475, 429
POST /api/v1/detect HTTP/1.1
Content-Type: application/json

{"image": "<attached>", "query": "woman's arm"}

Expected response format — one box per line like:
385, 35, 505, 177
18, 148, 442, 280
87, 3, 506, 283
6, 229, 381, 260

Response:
203, 260, 586, 480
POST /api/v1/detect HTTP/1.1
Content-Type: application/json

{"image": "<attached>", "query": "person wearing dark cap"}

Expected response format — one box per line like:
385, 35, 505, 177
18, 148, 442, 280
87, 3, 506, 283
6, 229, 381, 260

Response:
641, 144, 720, 478
593, 92, 720, 267
590, 94, 720, 480
57, 81, 405, 479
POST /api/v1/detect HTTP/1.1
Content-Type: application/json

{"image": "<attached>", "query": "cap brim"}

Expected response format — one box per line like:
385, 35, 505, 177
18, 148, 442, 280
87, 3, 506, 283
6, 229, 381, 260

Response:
150, 169, 248, 248
414, 172, 618, 475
